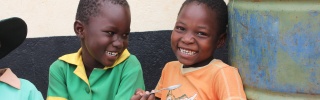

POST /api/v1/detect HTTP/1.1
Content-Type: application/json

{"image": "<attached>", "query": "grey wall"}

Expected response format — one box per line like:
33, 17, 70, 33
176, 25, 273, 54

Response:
0, 30, 228, 97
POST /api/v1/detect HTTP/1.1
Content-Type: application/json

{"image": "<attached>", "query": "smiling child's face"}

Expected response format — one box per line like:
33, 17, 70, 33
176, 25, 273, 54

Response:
81, 3, 131, 67
171, 2, 224, 67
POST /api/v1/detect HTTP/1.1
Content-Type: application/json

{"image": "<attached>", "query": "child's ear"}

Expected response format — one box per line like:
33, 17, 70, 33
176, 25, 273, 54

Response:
74, 20, 84, 39
217, 32, 226, 48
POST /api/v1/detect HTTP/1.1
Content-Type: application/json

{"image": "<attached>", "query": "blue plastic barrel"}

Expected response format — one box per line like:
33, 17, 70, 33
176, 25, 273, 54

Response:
228, 0, 320, 99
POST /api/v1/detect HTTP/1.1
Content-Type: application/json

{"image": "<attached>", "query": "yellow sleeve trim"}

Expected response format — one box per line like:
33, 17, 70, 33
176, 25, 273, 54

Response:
47, 96, 67, 100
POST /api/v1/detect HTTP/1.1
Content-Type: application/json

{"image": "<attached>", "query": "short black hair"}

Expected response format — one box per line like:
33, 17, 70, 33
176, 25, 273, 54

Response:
75, 0, 129, 24
179, 0, 228, 34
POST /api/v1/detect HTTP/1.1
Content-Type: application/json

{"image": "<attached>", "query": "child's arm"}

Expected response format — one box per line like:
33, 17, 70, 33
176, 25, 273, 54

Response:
28, 82, 44, 100
215, 67, 246, 100
29, 89, 44, 100
47, 60, 68, 100
130, 89, 155, 100
114, 55, 146, 100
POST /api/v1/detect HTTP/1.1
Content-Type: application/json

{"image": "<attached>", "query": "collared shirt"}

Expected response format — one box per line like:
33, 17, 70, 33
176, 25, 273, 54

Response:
0, 68, 44, 100
47, 48, 145, 100
155, 59, 246, 100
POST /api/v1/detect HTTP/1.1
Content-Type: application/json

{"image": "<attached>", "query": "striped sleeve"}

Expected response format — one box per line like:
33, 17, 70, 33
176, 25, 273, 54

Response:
214, 67, 246, 100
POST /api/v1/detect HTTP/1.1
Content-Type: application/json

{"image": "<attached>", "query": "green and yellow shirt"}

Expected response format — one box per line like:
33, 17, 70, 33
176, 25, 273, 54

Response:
47, 48, 145, 100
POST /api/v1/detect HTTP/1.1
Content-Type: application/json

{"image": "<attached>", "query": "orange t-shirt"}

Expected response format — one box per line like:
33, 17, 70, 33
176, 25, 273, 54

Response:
155, 59, 246, 100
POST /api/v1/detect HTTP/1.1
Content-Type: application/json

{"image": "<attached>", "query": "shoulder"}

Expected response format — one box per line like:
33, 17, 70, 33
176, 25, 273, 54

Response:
51, 59, 68, 65
19, 79, 39, 91
162, 61, 181, 71
118, 54, 142, 70
208, 60, 242, 85
49, 59, 69, 70
125, 54, 139, 62
15, 79, 44, 100
121, 54, 141, 65
52, 51, 76, 67
165, 61, 181, 67
49, 59, 73, 76
208, 59, 238, 75
209, 59, 236, 70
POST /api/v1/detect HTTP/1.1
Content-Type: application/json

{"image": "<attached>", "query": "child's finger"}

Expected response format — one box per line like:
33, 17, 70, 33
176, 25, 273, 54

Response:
147, 93, 155, 100
130, 94, 142, 100
134, 88, 145, 95
130, 88, 146, 100
140, 92, 150, 100
139, 91, 156, 100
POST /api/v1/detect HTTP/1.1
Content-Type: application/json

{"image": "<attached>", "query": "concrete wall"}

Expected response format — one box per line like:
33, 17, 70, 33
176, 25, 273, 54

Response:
1, 0, 228, 38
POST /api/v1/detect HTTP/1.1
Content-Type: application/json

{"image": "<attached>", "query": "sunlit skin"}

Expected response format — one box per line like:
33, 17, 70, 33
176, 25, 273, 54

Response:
171, 2, 226, 68
74, 3, 131, 76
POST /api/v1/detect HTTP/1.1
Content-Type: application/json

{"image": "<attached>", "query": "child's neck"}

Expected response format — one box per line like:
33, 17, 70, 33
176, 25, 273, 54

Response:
183, 56, 214, 68
84, 66, 93, 78
81, 51, 105, 77
83, 61, 104, 78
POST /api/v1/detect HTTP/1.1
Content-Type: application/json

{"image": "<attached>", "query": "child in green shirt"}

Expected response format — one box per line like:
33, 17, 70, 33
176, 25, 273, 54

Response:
47, 0, 145, 100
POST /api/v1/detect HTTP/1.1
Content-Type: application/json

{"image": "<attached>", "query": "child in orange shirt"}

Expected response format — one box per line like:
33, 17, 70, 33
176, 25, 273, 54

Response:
131, 0, 246, 100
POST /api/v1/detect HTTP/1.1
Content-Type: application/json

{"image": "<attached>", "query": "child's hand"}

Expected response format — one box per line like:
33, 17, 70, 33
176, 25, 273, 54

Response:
131, 88, 155, 100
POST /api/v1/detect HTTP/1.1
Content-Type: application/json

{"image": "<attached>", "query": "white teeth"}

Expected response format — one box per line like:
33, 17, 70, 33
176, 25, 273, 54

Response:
179, 48, 196, 55
107, 51, 118, 56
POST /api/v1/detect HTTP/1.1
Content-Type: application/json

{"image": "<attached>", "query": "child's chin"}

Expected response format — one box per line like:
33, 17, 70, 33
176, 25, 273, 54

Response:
178, 59, 194, 66
103, 62, 116, 67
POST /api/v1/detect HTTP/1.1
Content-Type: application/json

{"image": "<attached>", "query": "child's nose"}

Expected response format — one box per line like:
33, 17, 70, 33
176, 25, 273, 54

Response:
181, 33, 195, 44
112, 35, 124, 48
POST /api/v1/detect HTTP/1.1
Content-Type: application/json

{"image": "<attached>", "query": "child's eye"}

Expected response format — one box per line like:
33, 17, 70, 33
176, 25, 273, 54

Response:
175, 26, 185, 33
122, 33, 129, 39
197, 32, 204, 35
196, 32, 207, 37
105, 31, 114, 36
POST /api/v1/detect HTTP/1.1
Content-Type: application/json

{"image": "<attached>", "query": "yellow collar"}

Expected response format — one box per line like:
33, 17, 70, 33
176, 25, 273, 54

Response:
0, 68, 20, 89
58, 48, 130, 85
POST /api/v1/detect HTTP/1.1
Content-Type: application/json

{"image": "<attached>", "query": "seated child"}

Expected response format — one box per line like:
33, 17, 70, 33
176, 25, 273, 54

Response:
0, 17, 44, 100
131, 0, 246, 100
46, 0, 145, 100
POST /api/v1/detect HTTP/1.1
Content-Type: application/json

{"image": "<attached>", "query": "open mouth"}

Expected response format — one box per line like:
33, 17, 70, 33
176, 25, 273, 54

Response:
179, 48, 196, 55
106, 51, 118, 56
